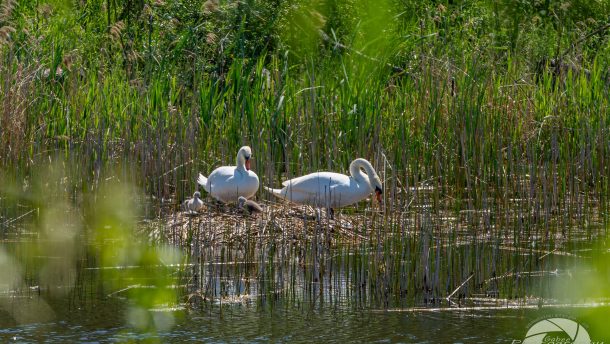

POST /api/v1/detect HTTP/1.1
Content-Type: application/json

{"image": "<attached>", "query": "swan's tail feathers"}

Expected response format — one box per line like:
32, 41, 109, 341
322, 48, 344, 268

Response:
263, 186, 278, 194
264, 186, 284, 199
197, 173, 209, 192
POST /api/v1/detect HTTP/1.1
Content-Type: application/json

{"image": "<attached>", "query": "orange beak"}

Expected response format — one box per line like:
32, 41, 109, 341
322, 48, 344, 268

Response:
245, 159, 251, 171
375, 189, 382, 203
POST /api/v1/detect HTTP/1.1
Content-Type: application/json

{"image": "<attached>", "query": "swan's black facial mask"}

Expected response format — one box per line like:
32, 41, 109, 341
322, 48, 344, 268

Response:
375, 186, 383, 203
245, 156, 251, 170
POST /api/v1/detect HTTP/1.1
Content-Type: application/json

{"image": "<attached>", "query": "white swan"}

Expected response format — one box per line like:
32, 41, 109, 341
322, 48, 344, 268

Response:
264, 158, 383, 209
182, 191, 204, 212
197, 146, 259, 203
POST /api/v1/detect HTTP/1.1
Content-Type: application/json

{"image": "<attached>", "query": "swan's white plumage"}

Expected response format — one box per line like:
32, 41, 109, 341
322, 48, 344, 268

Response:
265, 159, 382, 208
197, 174, 208, 191
197, 146, 259, 203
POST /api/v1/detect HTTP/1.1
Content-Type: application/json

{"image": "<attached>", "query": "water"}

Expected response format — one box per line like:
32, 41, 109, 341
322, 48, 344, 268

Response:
1, 232, 609, 343
3, 294, 606, 343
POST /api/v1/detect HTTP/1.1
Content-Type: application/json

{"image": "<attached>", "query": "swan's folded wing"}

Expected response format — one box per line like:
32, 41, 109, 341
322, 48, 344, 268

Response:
281, 172, 349, 194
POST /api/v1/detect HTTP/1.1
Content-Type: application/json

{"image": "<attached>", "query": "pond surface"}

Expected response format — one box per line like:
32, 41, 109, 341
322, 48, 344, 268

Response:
1, 231, 609, 343
2, 293, 608, 343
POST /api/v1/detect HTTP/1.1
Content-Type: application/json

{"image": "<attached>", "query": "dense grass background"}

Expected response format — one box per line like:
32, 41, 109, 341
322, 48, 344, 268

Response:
1, 2, 610, 334
1, 0, 609, 211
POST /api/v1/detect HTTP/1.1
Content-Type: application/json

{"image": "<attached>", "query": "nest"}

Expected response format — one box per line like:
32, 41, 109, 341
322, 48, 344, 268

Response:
154, 200, 377, 248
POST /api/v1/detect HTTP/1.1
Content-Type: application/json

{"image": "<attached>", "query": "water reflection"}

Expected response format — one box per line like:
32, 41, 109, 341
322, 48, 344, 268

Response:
3, 298, 609, 343
1, 230, 608, 343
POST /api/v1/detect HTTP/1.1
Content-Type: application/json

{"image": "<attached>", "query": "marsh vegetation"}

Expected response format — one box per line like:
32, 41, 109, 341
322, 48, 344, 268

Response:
1, 0, 609, 341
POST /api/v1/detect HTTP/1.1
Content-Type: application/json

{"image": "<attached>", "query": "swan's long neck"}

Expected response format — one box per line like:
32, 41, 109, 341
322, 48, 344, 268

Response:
349, 158, 376, 190
236, 149, 246, 171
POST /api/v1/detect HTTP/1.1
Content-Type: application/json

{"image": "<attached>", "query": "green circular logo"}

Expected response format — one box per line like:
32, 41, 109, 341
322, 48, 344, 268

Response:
523, 317, 591, 344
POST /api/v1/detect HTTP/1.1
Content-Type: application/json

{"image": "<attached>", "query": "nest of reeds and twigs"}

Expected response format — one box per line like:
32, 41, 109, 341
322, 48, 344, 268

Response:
156, 200, 377, 248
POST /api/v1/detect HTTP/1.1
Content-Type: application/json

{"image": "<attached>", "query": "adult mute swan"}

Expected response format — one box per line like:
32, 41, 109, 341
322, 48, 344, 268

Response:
197, 146, 259, 203
264, 158, 383, 210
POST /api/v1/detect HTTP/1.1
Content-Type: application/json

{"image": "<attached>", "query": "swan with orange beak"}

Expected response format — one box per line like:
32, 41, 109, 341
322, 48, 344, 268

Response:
197, 146, 259, 203
264, 158, 383, 214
